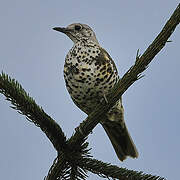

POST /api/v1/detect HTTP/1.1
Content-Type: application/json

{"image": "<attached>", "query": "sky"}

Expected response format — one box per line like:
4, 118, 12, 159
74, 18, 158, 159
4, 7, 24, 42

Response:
0, 1, 180, 180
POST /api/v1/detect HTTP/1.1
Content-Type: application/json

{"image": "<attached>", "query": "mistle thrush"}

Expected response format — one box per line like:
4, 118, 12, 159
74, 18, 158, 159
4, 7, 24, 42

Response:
53, 23, 138, 161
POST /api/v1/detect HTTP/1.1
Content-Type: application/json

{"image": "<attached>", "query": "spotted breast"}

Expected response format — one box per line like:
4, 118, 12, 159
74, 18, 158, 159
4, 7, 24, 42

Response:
64, 42, 119, 114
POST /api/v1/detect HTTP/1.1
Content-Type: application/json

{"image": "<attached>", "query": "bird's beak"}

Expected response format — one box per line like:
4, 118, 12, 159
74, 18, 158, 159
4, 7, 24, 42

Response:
53, 27, 70, 34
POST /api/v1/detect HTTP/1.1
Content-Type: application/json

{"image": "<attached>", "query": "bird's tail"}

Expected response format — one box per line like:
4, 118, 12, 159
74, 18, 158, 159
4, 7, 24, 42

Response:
102, 121, 138, 161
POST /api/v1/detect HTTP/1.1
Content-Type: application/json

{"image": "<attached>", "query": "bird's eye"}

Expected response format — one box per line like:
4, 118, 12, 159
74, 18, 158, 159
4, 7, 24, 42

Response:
74, 25, 82, 31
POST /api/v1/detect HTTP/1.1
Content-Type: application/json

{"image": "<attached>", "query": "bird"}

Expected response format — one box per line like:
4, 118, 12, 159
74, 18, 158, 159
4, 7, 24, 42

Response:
53, 23, 138, 161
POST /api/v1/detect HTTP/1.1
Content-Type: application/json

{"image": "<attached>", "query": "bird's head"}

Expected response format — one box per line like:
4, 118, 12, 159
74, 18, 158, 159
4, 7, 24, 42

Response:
53, 23, 99, 44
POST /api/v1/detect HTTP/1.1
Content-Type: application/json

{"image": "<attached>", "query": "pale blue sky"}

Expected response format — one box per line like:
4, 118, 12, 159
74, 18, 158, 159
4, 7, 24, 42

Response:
0, 1, 180, 179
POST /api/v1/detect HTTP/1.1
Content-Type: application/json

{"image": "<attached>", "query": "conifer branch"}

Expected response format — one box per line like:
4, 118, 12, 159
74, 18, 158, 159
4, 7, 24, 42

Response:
80, 158, 166, 180
0, 72, 67, 152
47, 156, 167, 180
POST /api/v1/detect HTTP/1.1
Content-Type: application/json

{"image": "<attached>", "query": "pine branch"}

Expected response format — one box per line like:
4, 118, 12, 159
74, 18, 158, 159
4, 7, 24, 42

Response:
0, 72, 67, 152
47, 156, 167, 180
45, 156, 69, 180
80, 158, 166, 180
45, 153, 88, 180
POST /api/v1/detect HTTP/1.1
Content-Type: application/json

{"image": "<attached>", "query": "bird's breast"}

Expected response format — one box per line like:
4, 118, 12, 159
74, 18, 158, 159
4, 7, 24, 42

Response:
63, 44, 119, 113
